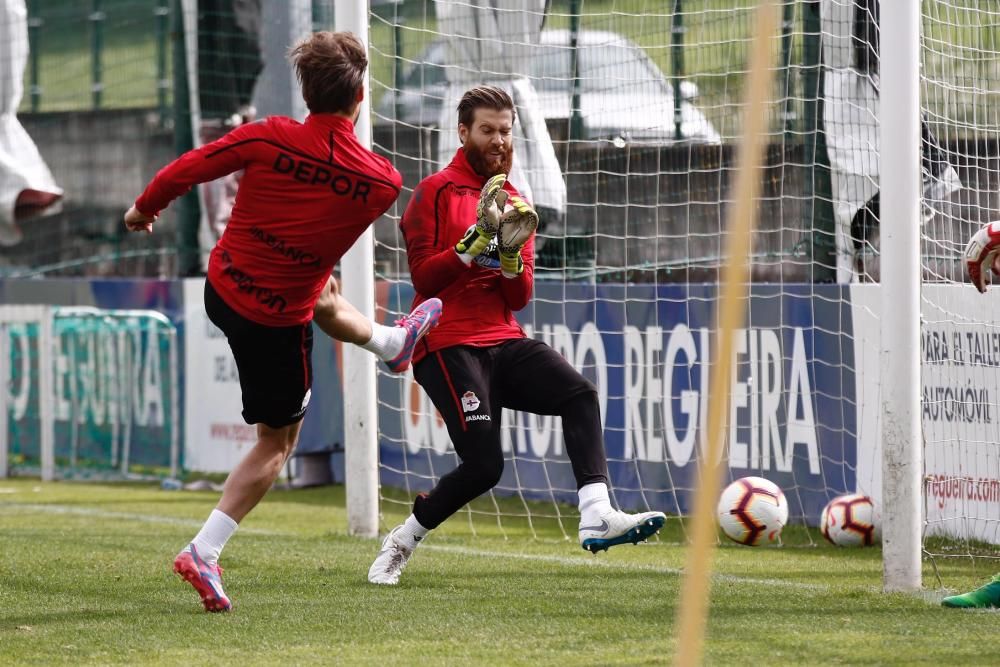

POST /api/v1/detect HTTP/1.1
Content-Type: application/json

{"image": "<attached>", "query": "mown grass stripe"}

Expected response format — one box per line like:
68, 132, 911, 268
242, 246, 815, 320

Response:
1, 501, 827, 590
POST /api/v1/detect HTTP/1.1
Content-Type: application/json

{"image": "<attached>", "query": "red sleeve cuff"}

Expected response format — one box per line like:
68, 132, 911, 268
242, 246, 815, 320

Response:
133, 198, 158, 219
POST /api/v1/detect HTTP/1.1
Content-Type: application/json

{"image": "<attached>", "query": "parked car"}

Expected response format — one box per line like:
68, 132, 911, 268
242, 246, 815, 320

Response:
374, 29, 721, 144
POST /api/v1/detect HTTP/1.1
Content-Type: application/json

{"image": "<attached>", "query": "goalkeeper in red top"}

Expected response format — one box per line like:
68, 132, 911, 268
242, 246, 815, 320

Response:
940, 223, 1000, 608
124, 32, 441, 612
366, 85, 665, 585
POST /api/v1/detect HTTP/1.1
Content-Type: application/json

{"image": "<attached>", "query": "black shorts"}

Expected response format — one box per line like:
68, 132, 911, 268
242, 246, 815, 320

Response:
413, 338, 596, 452
204, 279, 313, 428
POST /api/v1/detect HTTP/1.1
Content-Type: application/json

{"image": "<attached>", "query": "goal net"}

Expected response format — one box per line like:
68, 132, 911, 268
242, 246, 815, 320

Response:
366, 0, 1000, 571
916, 1, 1000, 565
0, 306, 180, 481
369, 0, 843, 542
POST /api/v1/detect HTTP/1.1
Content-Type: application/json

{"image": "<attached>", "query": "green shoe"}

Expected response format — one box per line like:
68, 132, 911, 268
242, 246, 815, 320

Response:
942, 574, 1000, 609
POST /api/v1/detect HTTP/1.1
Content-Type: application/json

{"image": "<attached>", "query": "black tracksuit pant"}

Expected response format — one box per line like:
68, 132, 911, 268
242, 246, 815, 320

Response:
411, 338, 610, 530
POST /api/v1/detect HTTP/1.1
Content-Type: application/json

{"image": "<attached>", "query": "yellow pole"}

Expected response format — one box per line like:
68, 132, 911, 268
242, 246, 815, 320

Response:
672, 2, 780, 665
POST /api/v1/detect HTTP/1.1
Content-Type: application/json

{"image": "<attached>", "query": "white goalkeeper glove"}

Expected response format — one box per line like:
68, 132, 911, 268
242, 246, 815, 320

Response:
455, 173, 508, 263
965, 221, 1000, 293
497, 195, 539, 278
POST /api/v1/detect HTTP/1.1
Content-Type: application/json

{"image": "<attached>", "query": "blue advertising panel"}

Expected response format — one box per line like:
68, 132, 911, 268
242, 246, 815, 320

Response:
1, 278, 858, 522
377, 283, 857, 524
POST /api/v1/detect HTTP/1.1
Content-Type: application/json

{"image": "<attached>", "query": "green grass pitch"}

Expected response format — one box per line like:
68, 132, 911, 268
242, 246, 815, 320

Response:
0, 478, 997, 665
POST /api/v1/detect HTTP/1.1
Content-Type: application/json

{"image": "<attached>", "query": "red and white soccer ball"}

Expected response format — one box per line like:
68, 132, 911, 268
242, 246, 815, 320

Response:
716, 476, 789, 546
821, 493, 878, 547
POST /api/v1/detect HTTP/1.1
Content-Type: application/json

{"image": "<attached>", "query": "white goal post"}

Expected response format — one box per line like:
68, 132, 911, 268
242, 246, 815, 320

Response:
338, 0, 380, 539
346, 0, 1000, 594
879, 1, 922, 592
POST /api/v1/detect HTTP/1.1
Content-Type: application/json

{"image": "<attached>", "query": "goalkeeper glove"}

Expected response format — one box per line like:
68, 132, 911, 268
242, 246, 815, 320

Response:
455, 173, 508, 263
965, 221, 1000, 293
496, 195, 539, 278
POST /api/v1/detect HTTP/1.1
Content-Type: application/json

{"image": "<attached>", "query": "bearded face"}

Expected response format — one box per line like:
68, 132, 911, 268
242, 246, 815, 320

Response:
459, 108, 515, 179
463, 140, 513, 179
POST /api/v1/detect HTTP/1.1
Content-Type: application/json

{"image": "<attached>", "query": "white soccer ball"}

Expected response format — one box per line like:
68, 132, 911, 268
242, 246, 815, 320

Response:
717, 476, 789, 546
821, 493, 878, 547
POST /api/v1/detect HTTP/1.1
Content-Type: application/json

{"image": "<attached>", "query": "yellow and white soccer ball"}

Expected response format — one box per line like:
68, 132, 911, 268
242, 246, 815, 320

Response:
717, 476, 789, 546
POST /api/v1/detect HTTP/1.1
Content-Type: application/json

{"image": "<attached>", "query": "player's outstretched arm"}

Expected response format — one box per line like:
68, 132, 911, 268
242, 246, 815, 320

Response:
123, 205, 155, 234
965, 221, 1000, 293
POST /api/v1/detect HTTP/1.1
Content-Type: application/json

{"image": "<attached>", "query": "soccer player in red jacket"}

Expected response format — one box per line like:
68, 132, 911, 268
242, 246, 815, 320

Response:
367, 85, 666, 585
124, 32, 441, 612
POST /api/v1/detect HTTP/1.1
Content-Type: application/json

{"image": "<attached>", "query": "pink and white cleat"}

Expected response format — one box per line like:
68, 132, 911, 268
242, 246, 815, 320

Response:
173, 544, 232, 612
384, 298, 443, 373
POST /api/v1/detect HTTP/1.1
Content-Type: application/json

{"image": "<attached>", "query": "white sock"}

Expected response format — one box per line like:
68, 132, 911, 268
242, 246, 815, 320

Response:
394, 514, 430, 550
361, 322, 406, 361
578, 482, 613, 523
189, 509, 238, 565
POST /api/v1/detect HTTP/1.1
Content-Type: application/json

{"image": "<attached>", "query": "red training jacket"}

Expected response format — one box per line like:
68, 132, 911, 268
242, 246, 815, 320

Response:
135, 114, 402, 326
401, 148, 534, 365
